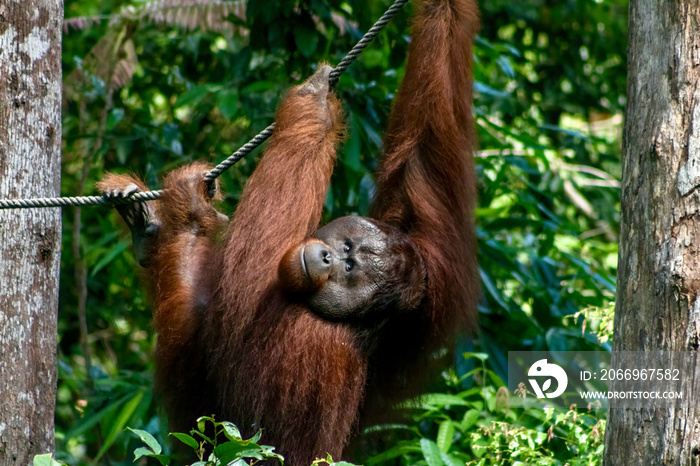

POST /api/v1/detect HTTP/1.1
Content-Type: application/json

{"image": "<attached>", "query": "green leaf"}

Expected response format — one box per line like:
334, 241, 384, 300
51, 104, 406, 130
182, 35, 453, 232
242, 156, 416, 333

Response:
220, 421, 242, 441
106, 108, 125, 130
213, 441, 257, 463
366, 443, 422, 465
496, 55, 515, 78
128, 428, 162, 454
237, 449, 263, 460
436, 420, 454, 453
420, 438, 444, 466
95, 390, 145, 460
133, 446, 153, 460
416, 393, 469, 409
133, 447, 169, 465
33, 454, 62, 466
196, 415, 214, 434
248, 429, 262, 444
441, 452, 464, 466
462, 352, 489, 362
474, 81, 509, 98
461, 409, 480, 431
171, 432, 199, 450
479, 268, 509, 311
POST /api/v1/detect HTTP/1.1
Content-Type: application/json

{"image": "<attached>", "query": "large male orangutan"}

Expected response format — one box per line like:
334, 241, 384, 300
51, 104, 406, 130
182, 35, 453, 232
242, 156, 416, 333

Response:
99, 0, 479, 463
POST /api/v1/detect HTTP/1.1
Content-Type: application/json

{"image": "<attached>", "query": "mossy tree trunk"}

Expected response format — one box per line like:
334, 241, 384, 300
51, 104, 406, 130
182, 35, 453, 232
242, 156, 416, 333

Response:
0, 0, 63, 463
604, 0, 700, 464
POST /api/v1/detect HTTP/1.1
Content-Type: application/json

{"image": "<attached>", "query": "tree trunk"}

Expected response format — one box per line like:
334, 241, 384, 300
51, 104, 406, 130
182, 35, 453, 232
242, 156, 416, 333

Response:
604, 0, 700, 464
0, 1, 63, 463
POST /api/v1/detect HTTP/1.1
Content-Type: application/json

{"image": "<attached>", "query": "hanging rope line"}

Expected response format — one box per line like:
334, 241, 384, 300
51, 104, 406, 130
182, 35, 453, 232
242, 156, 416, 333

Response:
0, 0, 409, 210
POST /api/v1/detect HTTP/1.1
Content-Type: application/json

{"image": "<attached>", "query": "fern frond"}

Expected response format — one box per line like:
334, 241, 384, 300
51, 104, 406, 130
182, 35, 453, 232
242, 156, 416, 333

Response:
141, 0, 246, 34
64, 0, 247, 35
65, 26, 138, 92
112, 39, 138, 88
64, 0, 247, 91
63, 16, 107, 33
307, 11, 358, 37
329, 11, 358, 36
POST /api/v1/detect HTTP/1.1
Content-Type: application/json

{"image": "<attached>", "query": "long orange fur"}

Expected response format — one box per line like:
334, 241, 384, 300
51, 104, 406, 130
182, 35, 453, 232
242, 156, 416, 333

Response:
99, 1, 479, 464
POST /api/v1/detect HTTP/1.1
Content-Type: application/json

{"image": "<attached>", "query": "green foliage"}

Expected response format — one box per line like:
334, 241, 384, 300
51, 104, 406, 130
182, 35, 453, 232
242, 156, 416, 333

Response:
471, 7, 622, 380
311, 455, 360, 466
128, 417, 284, 465
364, 355, 605, 466
33, 454, 65, 466
56, 0, 626, 463
565, 303, 616, 344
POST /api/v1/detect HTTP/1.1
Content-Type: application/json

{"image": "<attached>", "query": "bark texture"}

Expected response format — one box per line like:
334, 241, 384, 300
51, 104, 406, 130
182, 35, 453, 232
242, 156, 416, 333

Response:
0, 0, 63, 463
604, 1, 700, 464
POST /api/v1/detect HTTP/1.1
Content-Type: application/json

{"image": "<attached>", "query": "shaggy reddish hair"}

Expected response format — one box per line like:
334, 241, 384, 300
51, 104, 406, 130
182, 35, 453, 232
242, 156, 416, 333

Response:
99, 0, 479, 464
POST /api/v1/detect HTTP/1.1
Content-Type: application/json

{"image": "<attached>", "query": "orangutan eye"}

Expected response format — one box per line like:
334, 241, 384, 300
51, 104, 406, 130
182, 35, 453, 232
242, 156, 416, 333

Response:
345, 260, 354, 272
343, 241, 351, 253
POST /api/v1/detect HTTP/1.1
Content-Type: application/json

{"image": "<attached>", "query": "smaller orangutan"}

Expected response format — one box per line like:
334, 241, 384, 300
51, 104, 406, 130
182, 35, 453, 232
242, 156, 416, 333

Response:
98, 0, 479, 463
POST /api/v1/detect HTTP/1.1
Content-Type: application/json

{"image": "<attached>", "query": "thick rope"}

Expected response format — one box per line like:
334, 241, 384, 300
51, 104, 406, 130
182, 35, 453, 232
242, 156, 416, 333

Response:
0, 0, 410, 210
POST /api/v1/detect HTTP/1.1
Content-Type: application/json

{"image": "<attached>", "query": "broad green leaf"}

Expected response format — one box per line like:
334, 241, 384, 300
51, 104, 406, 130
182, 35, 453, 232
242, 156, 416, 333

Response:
236, 449, 263, 460
133, 447, 170, 465
436, 420, 454, 453
441, 452, 464, 466
171, 432, 199, 449
214, 441, 258, 463
461, 409, 481, 431
197, 415, 215, 433
416, 393, 469, 409
420, 438, 444, 466
221, 422, 242, 441
33, 454, 61, 466
128, 428, 161, 454
463, 352, 489, 361
133, 446, 153, 460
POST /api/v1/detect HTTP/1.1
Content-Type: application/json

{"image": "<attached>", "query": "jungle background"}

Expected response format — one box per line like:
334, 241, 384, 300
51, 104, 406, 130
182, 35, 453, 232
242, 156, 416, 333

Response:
56, 0, 626, 464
